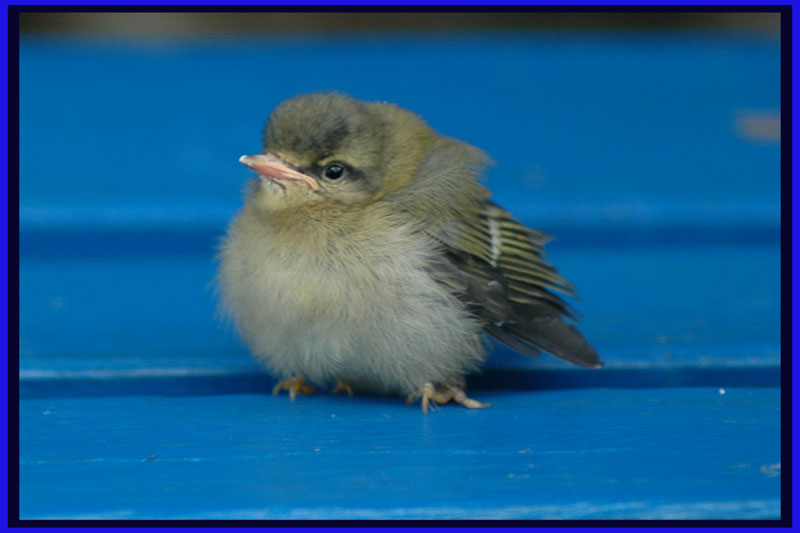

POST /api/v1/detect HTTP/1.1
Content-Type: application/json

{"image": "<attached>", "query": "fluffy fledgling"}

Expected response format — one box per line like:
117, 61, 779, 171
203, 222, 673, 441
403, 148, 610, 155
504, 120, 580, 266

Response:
218, 92, 601, 413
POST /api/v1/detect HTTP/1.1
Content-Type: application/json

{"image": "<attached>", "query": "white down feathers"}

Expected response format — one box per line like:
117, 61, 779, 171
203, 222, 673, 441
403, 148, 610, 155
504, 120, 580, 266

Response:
217, 201, 486, 395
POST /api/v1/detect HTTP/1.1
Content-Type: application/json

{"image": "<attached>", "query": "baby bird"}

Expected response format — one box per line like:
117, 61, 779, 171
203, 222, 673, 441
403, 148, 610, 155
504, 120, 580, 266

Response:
218, 92, 601, 414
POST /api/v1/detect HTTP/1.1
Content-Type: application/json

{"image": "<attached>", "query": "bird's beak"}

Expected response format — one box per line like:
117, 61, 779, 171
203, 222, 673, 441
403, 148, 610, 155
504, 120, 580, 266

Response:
239, 153, 320, 191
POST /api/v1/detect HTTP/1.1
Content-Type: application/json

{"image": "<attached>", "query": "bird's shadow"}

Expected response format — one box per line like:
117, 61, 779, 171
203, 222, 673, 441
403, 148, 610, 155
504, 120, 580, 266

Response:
19, 365, 778, 401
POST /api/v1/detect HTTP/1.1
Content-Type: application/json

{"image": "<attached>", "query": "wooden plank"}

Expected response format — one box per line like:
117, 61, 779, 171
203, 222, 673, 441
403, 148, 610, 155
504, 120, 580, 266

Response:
19, 387, 780, 519
19, 243, 780, 382
19, 35, 779, 230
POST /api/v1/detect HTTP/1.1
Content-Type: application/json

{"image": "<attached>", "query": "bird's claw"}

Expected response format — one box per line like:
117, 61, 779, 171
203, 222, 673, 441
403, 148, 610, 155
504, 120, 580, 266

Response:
406, 383, 436, 414
273, 376, 316, 401
406, 380, 490, 414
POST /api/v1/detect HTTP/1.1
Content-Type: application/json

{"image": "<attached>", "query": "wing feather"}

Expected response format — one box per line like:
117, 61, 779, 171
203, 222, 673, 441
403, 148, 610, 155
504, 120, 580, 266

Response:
430, 200, 602, 369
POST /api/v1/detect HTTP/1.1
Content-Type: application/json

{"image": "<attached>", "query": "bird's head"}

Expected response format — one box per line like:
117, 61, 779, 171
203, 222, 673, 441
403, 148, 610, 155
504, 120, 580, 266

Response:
241, 92, 435, 213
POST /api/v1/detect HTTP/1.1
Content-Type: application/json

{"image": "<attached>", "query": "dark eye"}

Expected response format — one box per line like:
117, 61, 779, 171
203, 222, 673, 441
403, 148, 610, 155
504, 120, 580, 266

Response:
323, 163, 345, 180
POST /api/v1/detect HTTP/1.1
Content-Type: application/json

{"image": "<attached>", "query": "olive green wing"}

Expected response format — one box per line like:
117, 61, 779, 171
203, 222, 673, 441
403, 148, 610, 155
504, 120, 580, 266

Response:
430, 201, 603, 369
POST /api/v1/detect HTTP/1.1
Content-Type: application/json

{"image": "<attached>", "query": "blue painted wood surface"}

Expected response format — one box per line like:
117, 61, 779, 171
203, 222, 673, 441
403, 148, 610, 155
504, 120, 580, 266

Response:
20, 388, 779, 520
17, 32, 781, 520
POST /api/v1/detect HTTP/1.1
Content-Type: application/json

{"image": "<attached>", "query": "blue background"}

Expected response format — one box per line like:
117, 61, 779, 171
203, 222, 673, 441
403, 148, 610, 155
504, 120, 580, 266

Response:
18, 31, 781, 519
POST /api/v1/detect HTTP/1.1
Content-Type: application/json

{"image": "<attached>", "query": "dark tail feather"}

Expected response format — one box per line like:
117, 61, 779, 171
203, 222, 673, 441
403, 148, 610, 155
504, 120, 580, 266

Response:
485, 324, 542, 358
487, 318, 603, 369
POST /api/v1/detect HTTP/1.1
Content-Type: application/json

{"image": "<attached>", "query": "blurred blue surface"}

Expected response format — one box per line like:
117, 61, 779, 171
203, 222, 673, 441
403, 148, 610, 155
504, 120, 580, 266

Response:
18, 32, 781, 520
20, 33, 779, 227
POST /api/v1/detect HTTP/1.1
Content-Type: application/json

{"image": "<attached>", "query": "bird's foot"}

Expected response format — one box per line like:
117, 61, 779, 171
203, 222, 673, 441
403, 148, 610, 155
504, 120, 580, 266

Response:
332, 379, 354, 397
406, 379, 490, 415
272, 376, 316, 402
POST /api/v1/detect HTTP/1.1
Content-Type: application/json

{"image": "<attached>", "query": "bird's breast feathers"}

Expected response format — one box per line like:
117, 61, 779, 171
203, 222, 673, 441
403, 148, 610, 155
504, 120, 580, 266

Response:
218, 205, 485, 393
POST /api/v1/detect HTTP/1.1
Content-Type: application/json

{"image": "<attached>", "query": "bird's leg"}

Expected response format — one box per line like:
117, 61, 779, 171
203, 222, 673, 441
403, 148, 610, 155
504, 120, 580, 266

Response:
436, 376, 492, 410
406, 378, 490, 414
332, 379, 354, 397
272, 376, 316, 402
438, 385, 492, 410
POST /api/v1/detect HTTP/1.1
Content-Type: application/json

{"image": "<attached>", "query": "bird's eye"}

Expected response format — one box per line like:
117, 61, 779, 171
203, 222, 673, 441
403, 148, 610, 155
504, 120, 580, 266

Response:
323, 163, 345, 180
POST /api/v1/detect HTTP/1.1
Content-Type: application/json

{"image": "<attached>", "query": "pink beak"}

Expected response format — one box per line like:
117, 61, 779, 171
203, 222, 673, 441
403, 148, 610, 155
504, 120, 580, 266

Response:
239, 153, 320, 191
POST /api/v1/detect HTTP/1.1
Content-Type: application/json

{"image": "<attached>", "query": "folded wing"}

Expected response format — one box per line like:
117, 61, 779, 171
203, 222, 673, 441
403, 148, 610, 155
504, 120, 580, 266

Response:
430, 201, 602, 369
